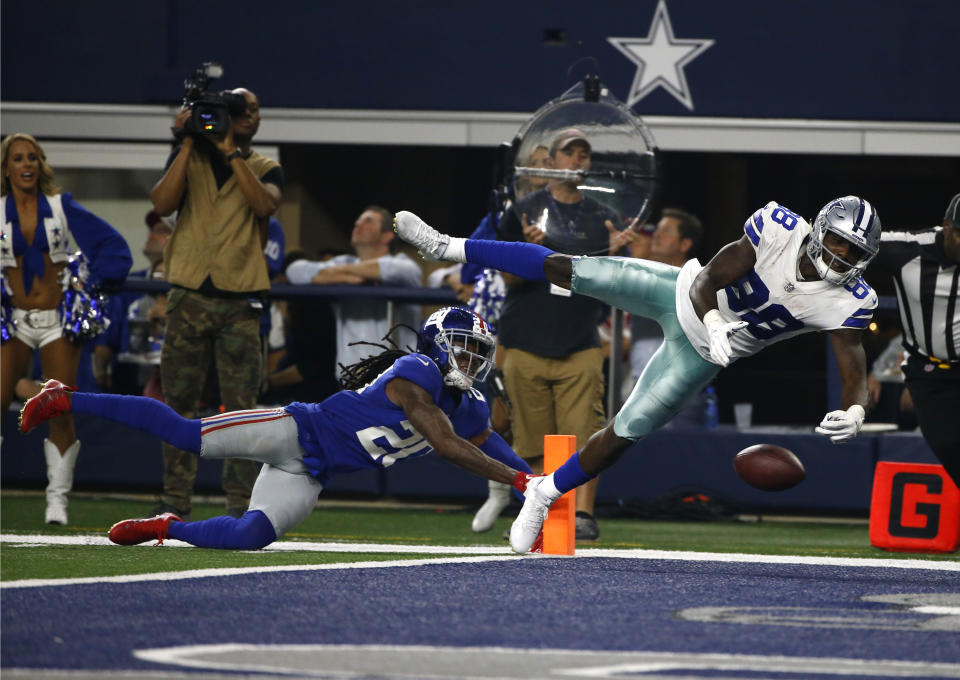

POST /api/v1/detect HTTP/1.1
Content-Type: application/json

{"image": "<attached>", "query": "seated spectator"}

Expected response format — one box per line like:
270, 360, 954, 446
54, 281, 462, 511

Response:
286, 206, 422, 375
261, 249, 340, 404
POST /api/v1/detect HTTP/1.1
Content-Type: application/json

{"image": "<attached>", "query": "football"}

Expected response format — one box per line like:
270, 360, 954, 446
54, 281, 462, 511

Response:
733, 444, 806, 491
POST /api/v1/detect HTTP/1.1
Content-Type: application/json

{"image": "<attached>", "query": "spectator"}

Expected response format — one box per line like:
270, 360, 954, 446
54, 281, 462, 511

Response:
149, 87, 284, 520
286, 206, 422, 375
871, 193, 960, 486
260, 216, 286, 386
262, 249, 340, 404
1, 132, 132, 524
490, 129, 634, 541
865, 330, 916, 430
428, 263, 473, 303
93, 210, 173, 395
514, 144, 550, 199
629, 209, 710, 427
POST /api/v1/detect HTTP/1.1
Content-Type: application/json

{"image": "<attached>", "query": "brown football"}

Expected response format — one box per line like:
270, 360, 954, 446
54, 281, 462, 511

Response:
733, 444, 806, 491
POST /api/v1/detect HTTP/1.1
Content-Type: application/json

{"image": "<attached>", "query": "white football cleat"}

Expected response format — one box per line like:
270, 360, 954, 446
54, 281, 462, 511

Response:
471, 480, 512, 533
394, 211, 452, 261
509, 476, 553, 553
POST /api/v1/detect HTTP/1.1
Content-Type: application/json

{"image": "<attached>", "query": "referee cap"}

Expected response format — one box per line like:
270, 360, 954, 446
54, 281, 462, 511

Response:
945, 193, 960, 228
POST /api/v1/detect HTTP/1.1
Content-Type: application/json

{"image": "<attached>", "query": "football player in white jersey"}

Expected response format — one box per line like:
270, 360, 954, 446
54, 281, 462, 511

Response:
395, 195, 881, 552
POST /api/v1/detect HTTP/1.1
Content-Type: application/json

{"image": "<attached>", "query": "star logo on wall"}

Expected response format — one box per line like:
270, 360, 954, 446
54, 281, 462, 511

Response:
607, 0, 714, 111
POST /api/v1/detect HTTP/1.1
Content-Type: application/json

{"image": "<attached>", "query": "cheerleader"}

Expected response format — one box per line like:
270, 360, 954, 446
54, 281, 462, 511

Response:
1, 133, 132, 524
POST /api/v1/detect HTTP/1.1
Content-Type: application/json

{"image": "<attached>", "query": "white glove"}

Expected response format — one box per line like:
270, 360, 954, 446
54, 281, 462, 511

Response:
815, 404, 866, 444
703, 309, 749, 367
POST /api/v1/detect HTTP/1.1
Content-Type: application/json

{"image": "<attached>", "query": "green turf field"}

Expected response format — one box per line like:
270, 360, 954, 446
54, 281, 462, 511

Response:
1, 492, 955, 582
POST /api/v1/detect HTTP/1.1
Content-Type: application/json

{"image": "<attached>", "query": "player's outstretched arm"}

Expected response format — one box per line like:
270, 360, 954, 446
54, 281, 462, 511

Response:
689, 235, 756, 366
385, 377, 532, 488
689, 235, 757, 319
815, 328, 868, 444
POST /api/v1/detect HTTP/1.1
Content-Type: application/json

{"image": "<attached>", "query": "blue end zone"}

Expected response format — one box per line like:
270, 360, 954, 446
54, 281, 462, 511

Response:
2, 558, 957, 673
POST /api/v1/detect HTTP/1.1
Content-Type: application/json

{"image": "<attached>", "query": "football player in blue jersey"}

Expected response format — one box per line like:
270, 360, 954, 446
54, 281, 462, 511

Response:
394, 196, 881, 552
19, 307, 538, 550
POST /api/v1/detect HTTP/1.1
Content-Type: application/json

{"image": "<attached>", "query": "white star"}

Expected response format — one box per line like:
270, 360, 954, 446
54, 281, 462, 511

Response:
607, 0, 714, 111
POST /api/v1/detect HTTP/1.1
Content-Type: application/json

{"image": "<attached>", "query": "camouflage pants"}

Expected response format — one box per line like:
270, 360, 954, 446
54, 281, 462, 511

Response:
160, 288, 263, 513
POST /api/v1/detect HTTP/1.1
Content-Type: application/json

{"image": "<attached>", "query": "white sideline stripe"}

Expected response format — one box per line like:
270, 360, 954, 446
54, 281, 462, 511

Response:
1, 533, 956, 590
2, 555, 517, 589
0, 533, 512, 554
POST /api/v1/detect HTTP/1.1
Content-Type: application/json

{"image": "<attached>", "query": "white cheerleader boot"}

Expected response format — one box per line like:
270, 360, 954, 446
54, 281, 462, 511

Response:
471, 480, 512, 533
44, 438, 80, 525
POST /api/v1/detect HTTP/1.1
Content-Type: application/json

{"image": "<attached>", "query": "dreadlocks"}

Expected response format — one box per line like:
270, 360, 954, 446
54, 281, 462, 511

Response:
338, 324, 420, 391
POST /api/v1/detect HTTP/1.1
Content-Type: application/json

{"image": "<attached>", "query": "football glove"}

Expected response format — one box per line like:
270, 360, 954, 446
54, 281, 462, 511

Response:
815, 404, 866, 444
704, 309, 749, 367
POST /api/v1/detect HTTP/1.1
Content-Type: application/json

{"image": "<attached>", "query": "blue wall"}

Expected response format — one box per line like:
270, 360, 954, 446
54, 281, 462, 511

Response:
1, 410, 937, 513
2, 0, 957, 121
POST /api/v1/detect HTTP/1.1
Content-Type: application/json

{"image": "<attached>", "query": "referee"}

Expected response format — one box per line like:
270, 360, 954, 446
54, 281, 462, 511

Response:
873, 193, 960, 487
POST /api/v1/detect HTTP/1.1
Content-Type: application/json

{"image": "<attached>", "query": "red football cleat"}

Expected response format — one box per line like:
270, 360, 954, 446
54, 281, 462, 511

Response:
19, 379, 75, 433
109, 512, 182, 546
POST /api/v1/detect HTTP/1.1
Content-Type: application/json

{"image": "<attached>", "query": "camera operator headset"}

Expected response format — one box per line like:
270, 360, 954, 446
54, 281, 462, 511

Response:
149, 66, 285, 521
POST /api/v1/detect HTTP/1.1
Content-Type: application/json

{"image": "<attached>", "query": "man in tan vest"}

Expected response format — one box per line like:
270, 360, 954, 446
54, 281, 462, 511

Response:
149, 87, 283, 519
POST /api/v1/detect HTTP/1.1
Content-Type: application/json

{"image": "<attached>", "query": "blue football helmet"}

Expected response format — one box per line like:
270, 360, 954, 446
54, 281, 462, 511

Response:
418, 306, 495, 390
806, 196, 881, 285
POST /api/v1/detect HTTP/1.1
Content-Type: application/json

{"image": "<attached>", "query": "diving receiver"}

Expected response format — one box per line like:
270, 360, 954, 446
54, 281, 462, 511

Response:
394, 196, 880, 552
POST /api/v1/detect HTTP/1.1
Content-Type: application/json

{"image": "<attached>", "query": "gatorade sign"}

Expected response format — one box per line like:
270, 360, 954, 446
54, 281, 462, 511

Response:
869, 462, 960, 553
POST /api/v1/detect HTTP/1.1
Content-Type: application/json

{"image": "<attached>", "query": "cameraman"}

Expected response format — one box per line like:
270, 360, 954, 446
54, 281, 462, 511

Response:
149, 87, 283, 520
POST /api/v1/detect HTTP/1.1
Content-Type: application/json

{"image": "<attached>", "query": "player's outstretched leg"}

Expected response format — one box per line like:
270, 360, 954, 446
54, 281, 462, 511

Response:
19, 379, 74, 433
509, 476, 557, 553
23, 390, 201, 453
393, 211, 454, 261
394, 211, 565, 284
109, 510, 278, 549
109, 512, 182, 545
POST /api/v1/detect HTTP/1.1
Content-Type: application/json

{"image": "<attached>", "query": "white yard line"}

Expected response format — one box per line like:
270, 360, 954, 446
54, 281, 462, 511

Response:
2, 533, 956, 589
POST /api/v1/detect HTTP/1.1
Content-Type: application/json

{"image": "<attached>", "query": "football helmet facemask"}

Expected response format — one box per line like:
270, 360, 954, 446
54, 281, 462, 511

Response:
418, 306, 495, 390
806, 195, 881, 285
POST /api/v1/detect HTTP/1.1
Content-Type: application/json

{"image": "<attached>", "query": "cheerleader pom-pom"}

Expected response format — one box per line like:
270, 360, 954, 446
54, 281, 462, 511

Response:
58, 252, 111, 342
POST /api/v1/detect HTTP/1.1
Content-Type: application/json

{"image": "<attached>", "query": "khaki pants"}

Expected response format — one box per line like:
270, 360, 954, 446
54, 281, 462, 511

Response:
501, 346, 606, 464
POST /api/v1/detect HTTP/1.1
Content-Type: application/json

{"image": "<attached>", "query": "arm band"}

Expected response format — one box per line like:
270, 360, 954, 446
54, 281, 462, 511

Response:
478, 431, 532, 473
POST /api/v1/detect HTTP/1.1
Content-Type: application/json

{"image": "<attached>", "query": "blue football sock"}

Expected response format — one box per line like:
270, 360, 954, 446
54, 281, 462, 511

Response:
553, 452, 595, 494
72, 392, 201, 453
464, 239, 552, 281
167, 510, 277, 550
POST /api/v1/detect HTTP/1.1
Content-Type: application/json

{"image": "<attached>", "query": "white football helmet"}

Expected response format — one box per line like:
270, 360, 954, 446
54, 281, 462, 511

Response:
806, 196, 881, 285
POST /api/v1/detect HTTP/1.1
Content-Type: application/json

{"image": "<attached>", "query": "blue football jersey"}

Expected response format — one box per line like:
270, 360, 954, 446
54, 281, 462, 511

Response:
285, 354, 490, 483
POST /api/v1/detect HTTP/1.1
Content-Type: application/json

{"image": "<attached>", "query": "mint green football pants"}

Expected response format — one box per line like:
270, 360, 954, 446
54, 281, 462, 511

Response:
572, 256, 720, 440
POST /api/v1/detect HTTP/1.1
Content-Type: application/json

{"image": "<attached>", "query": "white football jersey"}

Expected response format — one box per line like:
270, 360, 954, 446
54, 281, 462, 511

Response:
676, 201, 878, 365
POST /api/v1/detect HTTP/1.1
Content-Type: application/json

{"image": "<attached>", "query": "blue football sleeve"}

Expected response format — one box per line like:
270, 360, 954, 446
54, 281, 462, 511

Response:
478, 432, 533, 501
478, 432, 532, 473
391, 354, 444, 399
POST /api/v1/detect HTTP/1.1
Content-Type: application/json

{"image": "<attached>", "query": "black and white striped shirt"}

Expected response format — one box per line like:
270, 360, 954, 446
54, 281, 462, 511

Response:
875, 227, 959, 362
